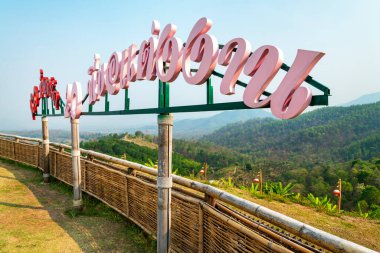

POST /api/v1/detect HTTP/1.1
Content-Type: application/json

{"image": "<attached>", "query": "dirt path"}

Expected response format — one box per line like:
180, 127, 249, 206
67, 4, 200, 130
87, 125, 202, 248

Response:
0, 160, 155, 253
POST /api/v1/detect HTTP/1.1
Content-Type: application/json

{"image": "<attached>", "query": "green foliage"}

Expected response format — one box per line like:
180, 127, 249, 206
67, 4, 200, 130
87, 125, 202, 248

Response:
368, 205, 380, 219
361, 185, 380, 206
81, 134, 200, 176
307, 193, 337, 212
249, 183, 259, 196
357, 202, 369, 218
262, 182, 295, 197
219, 177, 234, 188
135, 131, 144, 137
268, 182, 294, 197
291, 192, 303, 204
144, 158, 156, 168
173, 168, 179, 175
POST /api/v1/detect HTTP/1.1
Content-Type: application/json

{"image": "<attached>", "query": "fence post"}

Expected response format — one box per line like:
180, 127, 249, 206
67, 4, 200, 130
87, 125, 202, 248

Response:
71, 118, 83, 210
157, 113, 173, 253
42, 116, 50, 183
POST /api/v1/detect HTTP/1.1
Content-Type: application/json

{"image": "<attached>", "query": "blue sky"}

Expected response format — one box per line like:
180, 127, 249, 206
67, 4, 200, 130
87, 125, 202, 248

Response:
0, 0, 379, 131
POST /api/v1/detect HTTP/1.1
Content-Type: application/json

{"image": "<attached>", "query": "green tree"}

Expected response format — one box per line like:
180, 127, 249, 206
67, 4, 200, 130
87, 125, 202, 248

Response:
361, 186, 380, 206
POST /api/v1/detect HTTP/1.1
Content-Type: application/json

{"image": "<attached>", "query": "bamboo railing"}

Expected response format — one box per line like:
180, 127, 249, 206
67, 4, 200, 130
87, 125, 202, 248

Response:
0, 133, 376, 253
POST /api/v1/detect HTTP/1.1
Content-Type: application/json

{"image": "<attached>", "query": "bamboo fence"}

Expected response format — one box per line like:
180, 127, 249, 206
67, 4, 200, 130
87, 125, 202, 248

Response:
0, 134, 376, 253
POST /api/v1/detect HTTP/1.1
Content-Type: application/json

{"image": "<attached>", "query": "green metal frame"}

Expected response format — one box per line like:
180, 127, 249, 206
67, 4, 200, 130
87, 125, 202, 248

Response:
36, 44, 330, 118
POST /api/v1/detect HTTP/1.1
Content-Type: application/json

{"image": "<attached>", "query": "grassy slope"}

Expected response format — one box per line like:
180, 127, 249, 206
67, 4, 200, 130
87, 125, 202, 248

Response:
211, 184, 380, 251
123, 136, 158, 149
0, 159, 155, 253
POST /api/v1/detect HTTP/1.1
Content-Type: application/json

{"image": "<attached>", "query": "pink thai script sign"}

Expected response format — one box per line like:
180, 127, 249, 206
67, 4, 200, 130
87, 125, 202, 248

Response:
65, 17, 325, 120
30, 69, 61, 120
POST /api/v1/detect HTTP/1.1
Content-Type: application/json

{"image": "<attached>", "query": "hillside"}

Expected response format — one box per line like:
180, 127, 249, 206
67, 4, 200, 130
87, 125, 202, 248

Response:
204, 102, 380, 165
80, 134, 201, 175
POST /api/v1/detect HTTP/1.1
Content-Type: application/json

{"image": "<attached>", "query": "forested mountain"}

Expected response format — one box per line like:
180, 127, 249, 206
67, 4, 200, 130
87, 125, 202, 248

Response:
204, 102, 380, 165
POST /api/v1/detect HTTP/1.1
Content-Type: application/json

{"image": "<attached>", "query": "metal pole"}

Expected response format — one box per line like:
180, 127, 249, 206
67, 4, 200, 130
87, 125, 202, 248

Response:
41, 116, 50, 183
338, 179, 342, 213
157, 113, 173, 253
259, 169, 263, 195
71, 118, 83, 210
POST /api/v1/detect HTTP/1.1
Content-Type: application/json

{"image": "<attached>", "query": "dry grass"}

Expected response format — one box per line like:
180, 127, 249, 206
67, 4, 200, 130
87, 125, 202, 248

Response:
122, 136, 158, 149
0, 159, 155, 253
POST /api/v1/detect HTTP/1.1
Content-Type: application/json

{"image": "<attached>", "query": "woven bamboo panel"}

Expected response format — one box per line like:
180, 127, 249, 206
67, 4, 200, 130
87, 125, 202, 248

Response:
49, 151, 57, 176
14, 142, 39, 166
38, 146, 43, 169
203, 204, 279, 253
85, 161, 127, 213
0, 139, 14, 159
171, 194, 201, 253
80, 159, 86, 190
55, 152, 73, 185
128, 176, 157, 234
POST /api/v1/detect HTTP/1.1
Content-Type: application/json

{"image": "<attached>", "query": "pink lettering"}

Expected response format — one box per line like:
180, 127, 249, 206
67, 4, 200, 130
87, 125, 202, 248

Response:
65, 81, 82, 119
106, 52, 122, 95
243, 45, 283, 108
219, 38, 251, 95
269, 50, 325, 119
182, 17, 219, 85
156, 24, 183, 82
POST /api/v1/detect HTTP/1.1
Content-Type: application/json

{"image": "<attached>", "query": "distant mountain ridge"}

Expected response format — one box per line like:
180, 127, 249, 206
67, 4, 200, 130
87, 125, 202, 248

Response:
127, 109, 273, 138
341, 92, 380, 107
173, 109, 273, 138
2, 130, 104, 144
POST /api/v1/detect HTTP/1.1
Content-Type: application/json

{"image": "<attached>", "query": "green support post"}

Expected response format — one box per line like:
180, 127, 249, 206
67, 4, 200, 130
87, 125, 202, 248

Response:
105, 92, 110, 112
124, 89, 130, 110
51, 99, 55, 115
206, 78, 213, 105
89, 104, 93, 113
41, 98, 45, 116
164, 82, 169, 108
159, 80, 164, 108
45, 98, 49, 115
